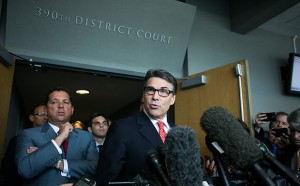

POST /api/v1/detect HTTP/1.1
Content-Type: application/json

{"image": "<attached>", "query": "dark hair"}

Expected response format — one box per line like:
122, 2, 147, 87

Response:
30, 104, 46, 115
144, 69, 177, 95
276, 111, 289, 117
45, 87, 72, 105
88, 112, 108, 127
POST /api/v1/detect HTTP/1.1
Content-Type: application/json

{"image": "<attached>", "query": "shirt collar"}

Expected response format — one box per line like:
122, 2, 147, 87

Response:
48, 122, 60, 134
143, 110, 168, 125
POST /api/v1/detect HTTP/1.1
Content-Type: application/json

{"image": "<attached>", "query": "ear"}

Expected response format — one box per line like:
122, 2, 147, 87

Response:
170, 95, 176, 105
87, 127, 92, 133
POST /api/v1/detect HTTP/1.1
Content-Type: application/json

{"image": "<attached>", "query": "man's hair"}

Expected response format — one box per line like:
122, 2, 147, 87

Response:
30, 105, 46, 115
276, 111, 289, 117
44, 87, 72, 105
143, 69, 177, 95
288, 108, 300, 131
88, 112, 108, 127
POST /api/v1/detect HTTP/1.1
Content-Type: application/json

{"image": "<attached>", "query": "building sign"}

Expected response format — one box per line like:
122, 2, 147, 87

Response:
5, 0, 196, 77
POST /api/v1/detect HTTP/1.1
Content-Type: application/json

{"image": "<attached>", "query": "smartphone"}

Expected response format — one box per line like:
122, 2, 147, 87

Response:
272, 128, 289, 137
262, 112, 276, 122
74, 176, 96, 186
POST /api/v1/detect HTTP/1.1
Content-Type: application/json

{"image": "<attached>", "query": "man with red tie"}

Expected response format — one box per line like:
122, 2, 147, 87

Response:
95, 69, 177, 185
15, 87, 98, 186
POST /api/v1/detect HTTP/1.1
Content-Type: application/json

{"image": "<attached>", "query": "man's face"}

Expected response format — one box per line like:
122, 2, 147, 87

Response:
88, 116, 109, 138
290, 129, 300, 147
143, 77, 176, 120
272, 114, 289, 129
46, 91, 74, 125
30, 105, 47, 127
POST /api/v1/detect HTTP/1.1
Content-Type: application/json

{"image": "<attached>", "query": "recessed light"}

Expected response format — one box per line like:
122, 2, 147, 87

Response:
76, 90, 89, 95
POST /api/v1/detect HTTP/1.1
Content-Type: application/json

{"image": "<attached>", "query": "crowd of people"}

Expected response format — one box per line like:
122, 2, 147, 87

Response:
204, 110, 300, 186
1, 68, 300, 186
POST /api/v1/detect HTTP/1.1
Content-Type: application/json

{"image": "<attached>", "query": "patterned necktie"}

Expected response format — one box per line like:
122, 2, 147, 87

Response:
157, 120, 166, 143
62, 139, 68, 156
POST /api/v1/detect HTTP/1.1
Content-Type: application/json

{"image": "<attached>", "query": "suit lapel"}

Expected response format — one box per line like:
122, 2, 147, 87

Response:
137, 112, 163, 147
42, 123, 57, 141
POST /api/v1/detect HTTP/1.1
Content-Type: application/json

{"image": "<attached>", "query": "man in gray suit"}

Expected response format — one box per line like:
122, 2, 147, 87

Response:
15, 87, 98, 186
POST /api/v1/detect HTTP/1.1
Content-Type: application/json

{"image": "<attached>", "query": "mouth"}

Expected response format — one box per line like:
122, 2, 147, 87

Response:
150, 103, 160, 109
57, 111, 65, 115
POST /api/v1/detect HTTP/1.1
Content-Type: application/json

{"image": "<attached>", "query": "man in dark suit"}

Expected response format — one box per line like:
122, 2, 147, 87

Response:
95, 69, 177, 185
15, 87, 99, 186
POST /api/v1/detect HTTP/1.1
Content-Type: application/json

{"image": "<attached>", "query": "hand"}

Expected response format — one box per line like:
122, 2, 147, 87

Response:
55, 122, 73, 145
26, 146, 38, 154
59, 184, 73, 186
269, 129, 289, 148
277, 134, 290, 149
269, 129, 277, 143
52, 159, 64, 171
255, 112, 268, 125
204, 156, 217, 175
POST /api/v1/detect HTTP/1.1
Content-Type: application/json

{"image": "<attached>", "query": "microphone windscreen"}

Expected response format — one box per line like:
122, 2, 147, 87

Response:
163, 126, 203, 186
200, 106, 261, 170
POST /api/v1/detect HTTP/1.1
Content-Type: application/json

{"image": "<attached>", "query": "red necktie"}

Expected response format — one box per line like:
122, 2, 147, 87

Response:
157, 121, 166, 143
62, 139, 68, 156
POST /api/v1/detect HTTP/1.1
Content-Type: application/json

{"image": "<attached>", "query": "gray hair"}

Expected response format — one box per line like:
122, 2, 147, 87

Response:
288, 108, 300, 131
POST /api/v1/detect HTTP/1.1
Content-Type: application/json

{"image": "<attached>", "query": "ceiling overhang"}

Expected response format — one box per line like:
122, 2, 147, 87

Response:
229, 0, 299, 34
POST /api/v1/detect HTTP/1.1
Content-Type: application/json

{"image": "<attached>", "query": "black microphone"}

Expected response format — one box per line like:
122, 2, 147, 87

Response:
200, 106, 276, 186
162, 126, 203, 186
256, 140, 300, 186
145, 148, 171, 186
205, 136, 231, 186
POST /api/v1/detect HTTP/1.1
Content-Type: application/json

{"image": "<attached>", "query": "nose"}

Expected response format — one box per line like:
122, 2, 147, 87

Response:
58, 101, 64, 107
152, 91, 160, 99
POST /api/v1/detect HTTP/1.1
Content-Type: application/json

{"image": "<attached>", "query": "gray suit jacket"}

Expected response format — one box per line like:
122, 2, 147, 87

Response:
15, 123, 98, 186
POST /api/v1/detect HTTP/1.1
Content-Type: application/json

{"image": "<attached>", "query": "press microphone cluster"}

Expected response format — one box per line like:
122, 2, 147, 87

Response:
146, 126, 203, 186
200, 106, 300, 186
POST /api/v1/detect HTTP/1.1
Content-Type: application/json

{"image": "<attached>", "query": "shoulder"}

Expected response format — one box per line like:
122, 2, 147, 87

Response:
112, 112, 150, 128
19, 125, 43, 135
73, 128, 93, 137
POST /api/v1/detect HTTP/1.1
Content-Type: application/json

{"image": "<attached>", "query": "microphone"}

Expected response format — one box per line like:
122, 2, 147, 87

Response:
162, 126, 203, 186
145, 148, 171, 186
200, 106, 276, 186
205, 136, 230, 186
256, 140, 300, 186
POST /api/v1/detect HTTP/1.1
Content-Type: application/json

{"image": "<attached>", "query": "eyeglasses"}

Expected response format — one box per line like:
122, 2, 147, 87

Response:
92, 121, 108, 127
144, 86, 174, 97
32, 113, 47, 117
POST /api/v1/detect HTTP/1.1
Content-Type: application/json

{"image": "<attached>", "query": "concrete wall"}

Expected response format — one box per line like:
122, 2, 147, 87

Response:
186, 0, 300, 123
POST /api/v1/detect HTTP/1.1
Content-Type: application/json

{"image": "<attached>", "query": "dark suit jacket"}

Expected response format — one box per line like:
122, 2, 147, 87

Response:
95, 111, 175, 185
1, 136, 23, 186
15, 123, 99, 186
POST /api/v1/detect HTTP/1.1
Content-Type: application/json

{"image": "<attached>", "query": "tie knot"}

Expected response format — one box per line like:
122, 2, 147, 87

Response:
157, 120, 164, 127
